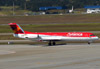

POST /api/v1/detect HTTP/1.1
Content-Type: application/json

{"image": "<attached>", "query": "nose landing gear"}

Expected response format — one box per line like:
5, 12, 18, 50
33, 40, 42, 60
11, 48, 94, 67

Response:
88, 41, 93, 45
88, 42, 90, 44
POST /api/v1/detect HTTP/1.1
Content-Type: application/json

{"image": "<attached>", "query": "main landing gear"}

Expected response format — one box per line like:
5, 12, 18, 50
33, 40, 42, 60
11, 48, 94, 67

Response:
88, 42, 90, 44
48, 41, 56, 46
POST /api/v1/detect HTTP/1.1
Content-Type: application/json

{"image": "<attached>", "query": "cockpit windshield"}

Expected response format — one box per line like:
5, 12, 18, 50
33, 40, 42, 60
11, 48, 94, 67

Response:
90, 34, 95, 36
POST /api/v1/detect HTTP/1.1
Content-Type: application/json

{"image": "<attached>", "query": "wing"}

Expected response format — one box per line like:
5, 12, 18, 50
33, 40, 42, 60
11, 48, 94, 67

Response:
39, 35, 63, 41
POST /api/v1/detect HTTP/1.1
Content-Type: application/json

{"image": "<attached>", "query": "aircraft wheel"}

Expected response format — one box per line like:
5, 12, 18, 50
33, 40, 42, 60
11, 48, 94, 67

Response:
88, 42, 90, 44
48, 41, 52, 46
53, 42, 56, 45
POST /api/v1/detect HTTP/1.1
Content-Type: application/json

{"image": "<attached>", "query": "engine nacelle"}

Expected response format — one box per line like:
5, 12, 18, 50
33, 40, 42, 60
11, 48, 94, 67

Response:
14, 34, 38, 39
25, 34, 38, 39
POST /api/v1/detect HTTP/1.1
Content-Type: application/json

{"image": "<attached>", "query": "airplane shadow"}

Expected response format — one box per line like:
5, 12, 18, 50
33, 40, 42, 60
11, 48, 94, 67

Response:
44, 43, 67, 47
29, 43, 67, 47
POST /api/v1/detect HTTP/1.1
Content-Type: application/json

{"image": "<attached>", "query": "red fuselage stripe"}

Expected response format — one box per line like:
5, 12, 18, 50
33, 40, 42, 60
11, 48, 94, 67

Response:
16, 31, 96, 37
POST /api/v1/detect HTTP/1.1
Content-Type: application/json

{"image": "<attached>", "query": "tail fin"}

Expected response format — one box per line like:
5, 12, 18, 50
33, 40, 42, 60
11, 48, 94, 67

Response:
9, 23, 24, 34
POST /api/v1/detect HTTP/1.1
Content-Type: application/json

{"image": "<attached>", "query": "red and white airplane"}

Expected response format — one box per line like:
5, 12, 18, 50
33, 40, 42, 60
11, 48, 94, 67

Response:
9, 23, 99, 45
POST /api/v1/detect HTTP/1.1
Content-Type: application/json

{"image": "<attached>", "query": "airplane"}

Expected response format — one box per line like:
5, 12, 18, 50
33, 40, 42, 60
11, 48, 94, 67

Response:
9, 23, 99, 45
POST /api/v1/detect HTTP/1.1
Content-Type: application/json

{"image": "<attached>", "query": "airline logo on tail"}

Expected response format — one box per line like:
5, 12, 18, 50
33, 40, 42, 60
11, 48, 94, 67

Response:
9, 23, 24, 34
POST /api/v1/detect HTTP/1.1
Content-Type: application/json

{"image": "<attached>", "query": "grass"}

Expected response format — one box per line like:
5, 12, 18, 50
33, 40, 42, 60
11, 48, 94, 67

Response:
0, 14, 100, 24
0, 35, 23, 40
0, 23, 100, 33
0, 10, 32, 16
12, 23, 100, 32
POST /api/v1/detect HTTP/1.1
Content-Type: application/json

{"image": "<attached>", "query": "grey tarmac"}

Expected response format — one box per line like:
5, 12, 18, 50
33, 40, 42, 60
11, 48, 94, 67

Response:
0, 43, 100, 69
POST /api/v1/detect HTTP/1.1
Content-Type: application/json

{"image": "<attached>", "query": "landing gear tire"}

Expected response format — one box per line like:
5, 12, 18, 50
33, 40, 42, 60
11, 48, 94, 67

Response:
88, 42, 90, 45
53, 42, 56, 45
48, 42, 52, 46
48, 41, 56, 46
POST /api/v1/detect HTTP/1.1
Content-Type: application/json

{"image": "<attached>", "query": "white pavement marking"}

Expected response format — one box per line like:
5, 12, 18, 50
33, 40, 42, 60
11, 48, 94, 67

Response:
0, 50, 15, 55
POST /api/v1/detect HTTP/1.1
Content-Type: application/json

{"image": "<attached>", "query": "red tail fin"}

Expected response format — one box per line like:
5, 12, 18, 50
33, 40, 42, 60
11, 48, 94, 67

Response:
9, 23, 24, 34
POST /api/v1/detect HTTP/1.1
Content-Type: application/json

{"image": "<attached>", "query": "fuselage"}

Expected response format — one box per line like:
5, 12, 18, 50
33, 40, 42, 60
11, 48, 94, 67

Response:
14, 31, 99, 42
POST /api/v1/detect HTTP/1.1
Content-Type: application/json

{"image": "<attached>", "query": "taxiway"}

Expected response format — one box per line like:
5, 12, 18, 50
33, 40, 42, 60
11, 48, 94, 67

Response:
0, 43, 100, 69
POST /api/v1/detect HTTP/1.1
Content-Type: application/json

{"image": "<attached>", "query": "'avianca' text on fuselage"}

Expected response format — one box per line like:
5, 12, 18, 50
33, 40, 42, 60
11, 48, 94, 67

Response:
9, 23, 99, 45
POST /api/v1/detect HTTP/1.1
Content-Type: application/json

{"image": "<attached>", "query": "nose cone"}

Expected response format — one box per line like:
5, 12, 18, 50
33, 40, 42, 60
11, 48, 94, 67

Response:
91, 36, 99, 40
95, 36, 99, 40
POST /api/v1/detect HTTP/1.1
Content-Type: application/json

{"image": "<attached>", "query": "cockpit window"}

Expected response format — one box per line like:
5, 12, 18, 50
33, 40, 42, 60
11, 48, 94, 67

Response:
90, 34, 95, 36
